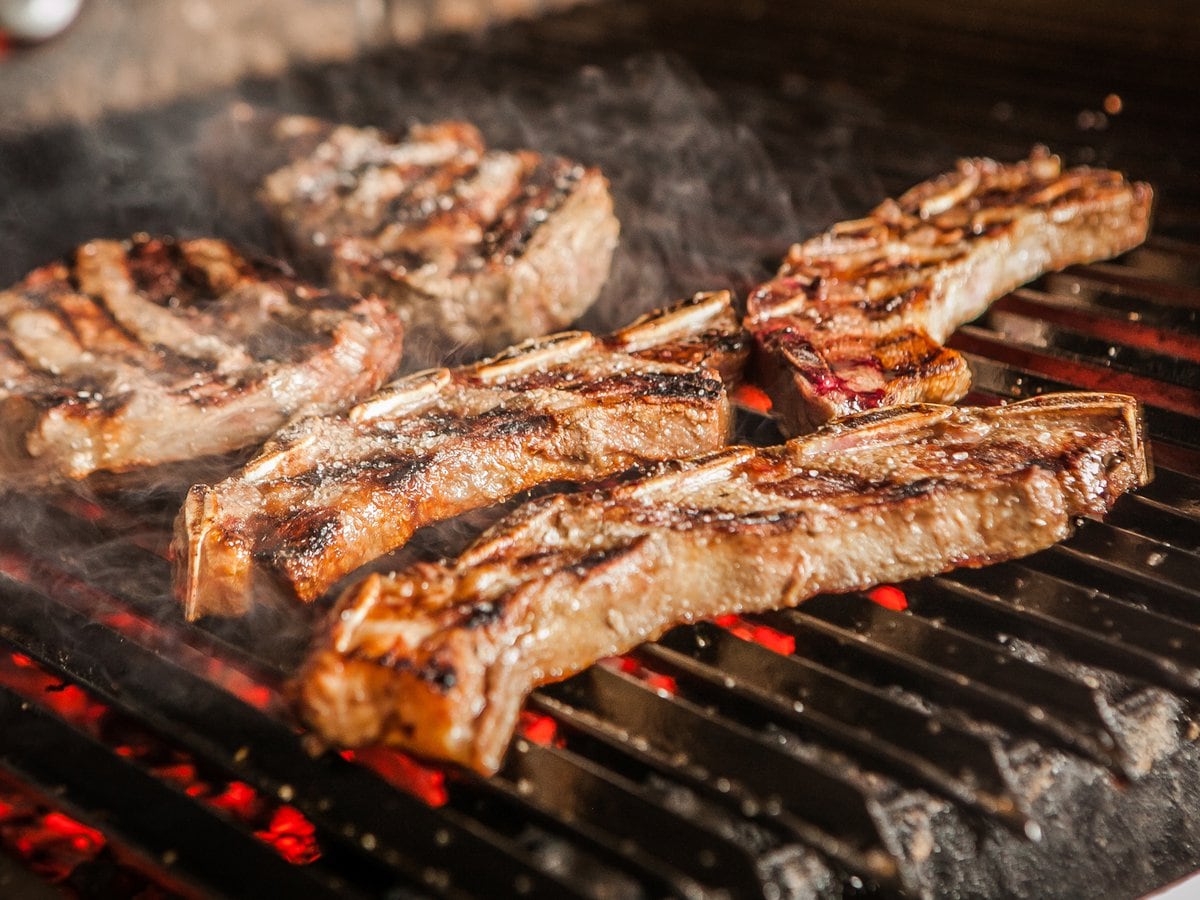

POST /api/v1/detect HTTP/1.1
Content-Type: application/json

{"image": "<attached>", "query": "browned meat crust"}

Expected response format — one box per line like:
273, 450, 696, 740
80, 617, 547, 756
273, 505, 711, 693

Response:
259, 116, 620, 357
175, 291, 747, 619
294, 392, 1149, 774
746, 149, 1153, 435
0, 235, 405, 489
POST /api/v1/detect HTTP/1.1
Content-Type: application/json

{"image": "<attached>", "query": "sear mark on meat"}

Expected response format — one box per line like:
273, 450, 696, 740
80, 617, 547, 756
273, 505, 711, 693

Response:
0, 235, 405, 489
746, 148, 1153, 435
259, 116, 620, 359
293, 392, 1149, 774
174, 290, 748, 619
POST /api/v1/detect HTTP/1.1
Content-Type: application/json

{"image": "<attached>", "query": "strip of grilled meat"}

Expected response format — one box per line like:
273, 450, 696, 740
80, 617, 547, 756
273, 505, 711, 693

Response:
175, 291, 746, 619
259, 116, 620, 358
0, 235, 404, 489
747, 149, 1153, 435
295, 392, 1149, 773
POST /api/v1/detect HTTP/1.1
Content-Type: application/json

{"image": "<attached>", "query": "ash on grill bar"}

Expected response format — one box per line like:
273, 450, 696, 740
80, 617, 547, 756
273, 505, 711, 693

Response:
2, 2, 1200, 899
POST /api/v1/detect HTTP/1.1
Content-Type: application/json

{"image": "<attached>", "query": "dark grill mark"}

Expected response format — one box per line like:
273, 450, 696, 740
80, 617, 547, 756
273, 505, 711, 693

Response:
471, 409, 556, 440
374, 159, 482, 234
466, 159, 582, 271
420, 661, 458, 692
576, 370, 722, 403
258, 508, 342, 565
126, 237, 191, 308
569, 544, 634, 577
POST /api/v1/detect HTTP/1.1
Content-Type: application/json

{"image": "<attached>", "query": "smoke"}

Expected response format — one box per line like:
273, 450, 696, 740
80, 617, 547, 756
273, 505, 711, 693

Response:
0, 42, 869, 315
0, 33, 880, 664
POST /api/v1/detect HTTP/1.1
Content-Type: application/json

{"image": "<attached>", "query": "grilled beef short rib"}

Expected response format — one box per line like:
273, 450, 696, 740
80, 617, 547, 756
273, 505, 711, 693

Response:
175, 291, 746, 619
295, 391, 1149, 773
747, 149, 1153, 435
260, 116, 620, 358
0, 235, 405, 489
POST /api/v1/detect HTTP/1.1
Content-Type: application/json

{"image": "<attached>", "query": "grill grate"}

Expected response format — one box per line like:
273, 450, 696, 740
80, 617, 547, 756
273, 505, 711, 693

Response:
3, 2, 1200, 897
3, 238, 1200, 896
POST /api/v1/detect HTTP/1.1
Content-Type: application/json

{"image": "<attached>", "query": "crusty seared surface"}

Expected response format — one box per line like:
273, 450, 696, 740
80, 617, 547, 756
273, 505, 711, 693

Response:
295, 392, 1149, 774
175, 291, 746, 619
0, 235, 404, 489
747, 149, 1153, 435
260, 116, 620, 358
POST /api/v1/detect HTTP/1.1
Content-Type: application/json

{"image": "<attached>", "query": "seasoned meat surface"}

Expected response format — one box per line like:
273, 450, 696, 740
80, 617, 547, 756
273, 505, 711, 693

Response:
260, 116, 620, 358
176, 291, 746, 619
747, 149, 1153, 435
0, 235, 405, 489
295, 392, 1149, 773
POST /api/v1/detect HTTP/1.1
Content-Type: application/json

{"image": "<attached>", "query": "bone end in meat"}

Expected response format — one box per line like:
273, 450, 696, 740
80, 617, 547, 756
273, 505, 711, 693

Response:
294, 391, 1149, 773
0, 235, 405, 490
746, 149, 1154, 435
260, 117, 620, 358
175, 291, 746, 620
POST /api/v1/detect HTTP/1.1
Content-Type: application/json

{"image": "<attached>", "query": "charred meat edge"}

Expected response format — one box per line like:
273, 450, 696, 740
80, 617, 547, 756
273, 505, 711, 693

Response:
175, 291, 748, 619
747, 148, 1153, 435
294, 392, 1149, 773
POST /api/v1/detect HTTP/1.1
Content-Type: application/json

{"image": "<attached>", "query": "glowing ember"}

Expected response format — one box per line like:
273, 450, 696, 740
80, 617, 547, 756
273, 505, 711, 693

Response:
255, 806, 321, 866
0, 651, 321, 866
342, 748, 448, 807
733, 383, 773, 413
867, 585, 909, 611
715, 616, 796, 656
0, 783, 108, 884
608, 655, 678, 694
518, 711, 560, 746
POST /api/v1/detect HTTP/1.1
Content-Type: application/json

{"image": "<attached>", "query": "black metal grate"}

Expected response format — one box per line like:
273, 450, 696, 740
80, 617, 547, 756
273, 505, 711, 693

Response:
3, 2, 1200, 897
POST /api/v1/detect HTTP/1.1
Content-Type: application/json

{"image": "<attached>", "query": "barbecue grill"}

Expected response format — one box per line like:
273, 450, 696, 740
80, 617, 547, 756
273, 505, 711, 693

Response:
3, 1, 1200, 896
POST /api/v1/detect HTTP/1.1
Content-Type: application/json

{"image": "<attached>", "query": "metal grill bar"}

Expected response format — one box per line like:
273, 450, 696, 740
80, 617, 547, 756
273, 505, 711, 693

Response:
913, 569, 1200, 697
952, 326, 1200, 417
525, 690, 897, 889
638, 625, 1030, 833
753, 601, 1127, 772
0, 573, 579, 899
0, 679, 354, 900
499, 740, 766, 896
543, 666, 901, 864
987, 304, 1200, 390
